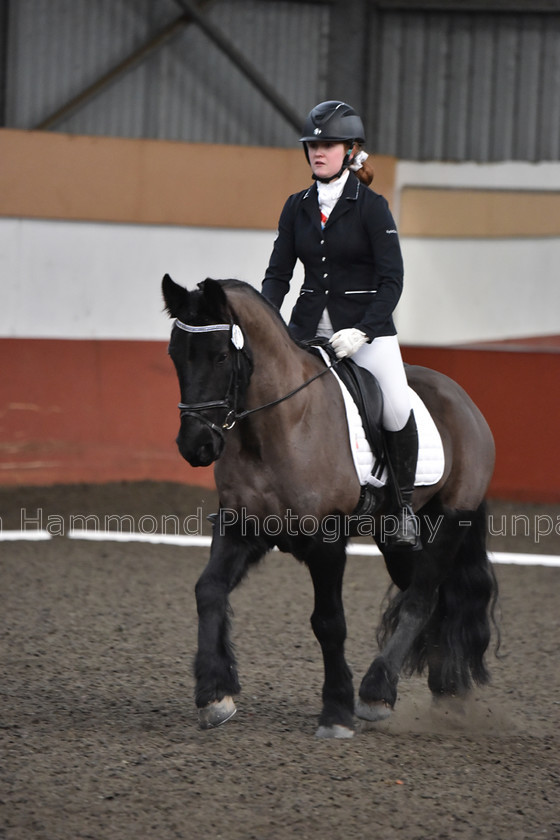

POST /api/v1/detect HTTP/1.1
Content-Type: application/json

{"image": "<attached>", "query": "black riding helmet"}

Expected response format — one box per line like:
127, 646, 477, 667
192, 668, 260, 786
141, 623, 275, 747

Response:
299, 100, 366, 144
299, 100, 366, 181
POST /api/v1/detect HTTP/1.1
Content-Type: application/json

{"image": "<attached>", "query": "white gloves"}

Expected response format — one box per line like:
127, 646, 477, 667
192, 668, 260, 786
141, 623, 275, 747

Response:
330, 328, 368, 359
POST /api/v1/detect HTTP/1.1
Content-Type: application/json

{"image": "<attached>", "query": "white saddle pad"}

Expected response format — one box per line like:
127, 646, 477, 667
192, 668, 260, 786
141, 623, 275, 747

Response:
323, 354, 445, 489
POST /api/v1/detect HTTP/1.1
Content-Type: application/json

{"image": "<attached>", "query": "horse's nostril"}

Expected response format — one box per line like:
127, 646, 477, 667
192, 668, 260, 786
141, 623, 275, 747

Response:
196, 444, 215, 467
176, 431, 222, 467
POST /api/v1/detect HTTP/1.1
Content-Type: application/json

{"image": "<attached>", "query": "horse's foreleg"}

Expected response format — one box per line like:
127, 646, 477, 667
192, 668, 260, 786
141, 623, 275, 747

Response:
306, 545, 354, 739
194, 521, 268, 729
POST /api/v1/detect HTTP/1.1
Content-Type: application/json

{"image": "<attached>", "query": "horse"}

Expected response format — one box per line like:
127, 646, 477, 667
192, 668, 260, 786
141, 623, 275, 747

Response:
162, 273, 499, 739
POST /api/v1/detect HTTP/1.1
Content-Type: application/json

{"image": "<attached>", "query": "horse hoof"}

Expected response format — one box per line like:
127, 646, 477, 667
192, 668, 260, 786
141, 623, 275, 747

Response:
355, 698, 392, 722
198, 696, 237, 730
315, 724, 354, 739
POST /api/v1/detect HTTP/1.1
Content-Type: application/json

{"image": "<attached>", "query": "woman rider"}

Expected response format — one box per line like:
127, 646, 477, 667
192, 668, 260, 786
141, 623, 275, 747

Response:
261, 100, 420, 550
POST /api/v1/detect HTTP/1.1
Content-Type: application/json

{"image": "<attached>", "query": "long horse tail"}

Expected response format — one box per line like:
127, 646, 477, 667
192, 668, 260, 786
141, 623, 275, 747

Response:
428, 501, 500, 694
378, 500, 500, 696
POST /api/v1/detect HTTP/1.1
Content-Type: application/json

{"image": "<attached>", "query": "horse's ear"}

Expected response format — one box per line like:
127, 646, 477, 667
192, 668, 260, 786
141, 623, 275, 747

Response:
201, 278, 229, 319
162, 273, 189, 318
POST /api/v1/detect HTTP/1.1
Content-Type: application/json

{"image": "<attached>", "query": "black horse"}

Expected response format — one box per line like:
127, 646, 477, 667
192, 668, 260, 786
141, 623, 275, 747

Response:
162, 274, 498, 738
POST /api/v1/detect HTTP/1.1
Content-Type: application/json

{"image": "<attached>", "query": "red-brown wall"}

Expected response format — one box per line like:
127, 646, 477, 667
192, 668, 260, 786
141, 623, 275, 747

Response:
1, 337, 559, 501
402, 344, 560, 503
0, 338, 214, 488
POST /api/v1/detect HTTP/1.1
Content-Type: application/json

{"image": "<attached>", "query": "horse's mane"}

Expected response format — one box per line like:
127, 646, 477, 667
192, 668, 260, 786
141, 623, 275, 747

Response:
213, 278, 307, 349
216, 277, 285, 324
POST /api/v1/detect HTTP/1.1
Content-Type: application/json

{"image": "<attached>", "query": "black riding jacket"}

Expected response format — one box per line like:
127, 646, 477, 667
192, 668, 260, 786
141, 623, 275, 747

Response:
262, 172, 404, 342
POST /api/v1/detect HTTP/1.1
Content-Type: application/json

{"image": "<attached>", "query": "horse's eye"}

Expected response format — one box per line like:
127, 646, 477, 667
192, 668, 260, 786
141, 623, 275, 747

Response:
216, 351, 229, 365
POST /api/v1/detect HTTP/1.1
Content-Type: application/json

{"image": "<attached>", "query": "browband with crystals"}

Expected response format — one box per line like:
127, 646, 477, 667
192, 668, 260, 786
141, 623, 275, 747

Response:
174, 319, 244, 350
174, 320, 230, 333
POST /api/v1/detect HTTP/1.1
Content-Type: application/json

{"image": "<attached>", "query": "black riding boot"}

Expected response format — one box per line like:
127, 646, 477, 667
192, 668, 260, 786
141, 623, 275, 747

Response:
383, 410, 422, 550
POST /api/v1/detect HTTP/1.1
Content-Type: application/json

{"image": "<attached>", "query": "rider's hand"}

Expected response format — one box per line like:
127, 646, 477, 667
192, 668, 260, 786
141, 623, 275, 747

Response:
330, 328, 368, 359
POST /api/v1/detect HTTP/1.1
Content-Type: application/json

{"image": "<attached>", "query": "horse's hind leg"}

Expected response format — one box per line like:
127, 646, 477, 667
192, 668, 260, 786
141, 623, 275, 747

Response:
356, 503, 461, 720
305, 541, 355, 739
356, 502, 498, 721
355, 545, 441, 721
194, 516, 269, 729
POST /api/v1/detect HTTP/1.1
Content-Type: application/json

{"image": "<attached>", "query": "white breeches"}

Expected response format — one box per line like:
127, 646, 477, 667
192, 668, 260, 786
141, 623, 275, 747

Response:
316, 311, 411, 431
352, 335, 411, 432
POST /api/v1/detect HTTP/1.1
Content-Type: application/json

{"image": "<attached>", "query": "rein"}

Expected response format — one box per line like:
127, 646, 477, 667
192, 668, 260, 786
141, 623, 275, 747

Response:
234, 363, 337, 422
174, 318, 339, 435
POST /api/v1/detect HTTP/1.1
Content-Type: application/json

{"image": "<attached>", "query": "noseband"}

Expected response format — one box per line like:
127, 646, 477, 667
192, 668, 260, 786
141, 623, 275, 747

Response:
174, 318, 338, 441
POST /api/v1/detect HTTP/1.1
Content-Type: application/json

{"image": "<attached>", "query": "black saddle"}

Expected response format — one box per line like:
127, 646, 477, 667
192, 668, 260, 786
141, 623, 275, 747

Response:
307, 340, 388, 516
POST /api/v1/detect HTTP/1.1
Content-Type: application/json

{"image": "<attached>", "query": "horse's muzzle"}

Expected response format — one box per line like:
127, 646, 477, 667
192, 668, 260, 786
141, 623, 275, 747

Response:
176, 418, 224, 467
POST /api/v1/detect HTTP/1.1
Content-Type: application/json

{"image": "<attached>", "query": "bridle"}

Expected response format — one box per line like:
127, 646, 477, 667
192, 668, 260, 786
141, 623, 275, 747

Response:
174, 319, 248, 438
173, 318, 338, 442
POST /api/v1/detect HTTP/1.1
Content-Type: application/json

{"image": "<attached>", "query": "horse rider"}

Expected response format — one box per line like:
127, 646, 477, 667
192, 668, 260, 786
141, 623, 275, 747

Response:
261, 100, 420, 550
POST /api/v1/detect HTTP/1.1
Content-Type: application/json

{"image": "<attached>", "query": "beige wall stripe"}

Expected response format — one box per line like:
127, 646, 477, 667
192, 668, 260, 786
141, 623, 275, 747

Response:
399, 187, 560, 238
1, 129, 396, 229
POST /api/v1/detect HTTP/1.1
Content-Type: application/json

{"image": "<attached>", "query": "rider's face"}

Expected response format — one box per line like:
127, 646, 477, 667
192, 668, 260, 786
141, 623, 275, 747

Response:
306, 141, 348, 180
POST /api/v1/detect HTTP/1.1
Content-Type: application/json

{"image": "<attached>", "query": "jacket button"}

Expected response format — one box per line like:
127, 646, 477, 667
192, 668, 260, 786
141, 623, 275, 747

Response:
320, 240, 325, 245
321, 256, 326, 262
323, 273, 328, 279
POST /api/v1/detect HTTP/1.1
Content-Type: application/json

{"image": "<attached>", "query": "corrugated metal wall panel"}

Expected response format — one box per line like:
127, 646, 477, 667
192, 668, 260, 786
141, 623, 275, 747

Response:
4, 1, 560, 161
467, 15, 495, 161
491, 17, 518, 160
514, 18, 541, 159
5, 0, 327, 147
446, 15, 472, 161
367, 10, 560, 161
420, 14, 449, 161
141, 0, 328, 146
538, 16, 560, 160
6, 0, 177, 130
398, 13, 426, 158
370, 12, 402, 155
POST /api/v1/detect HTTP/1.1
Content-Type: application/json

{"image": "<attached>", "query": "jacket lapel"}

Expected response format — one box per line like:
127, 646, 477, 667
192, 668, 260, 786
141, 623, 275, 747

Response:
324, 174, 360, 228
301, 183, 322, 230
